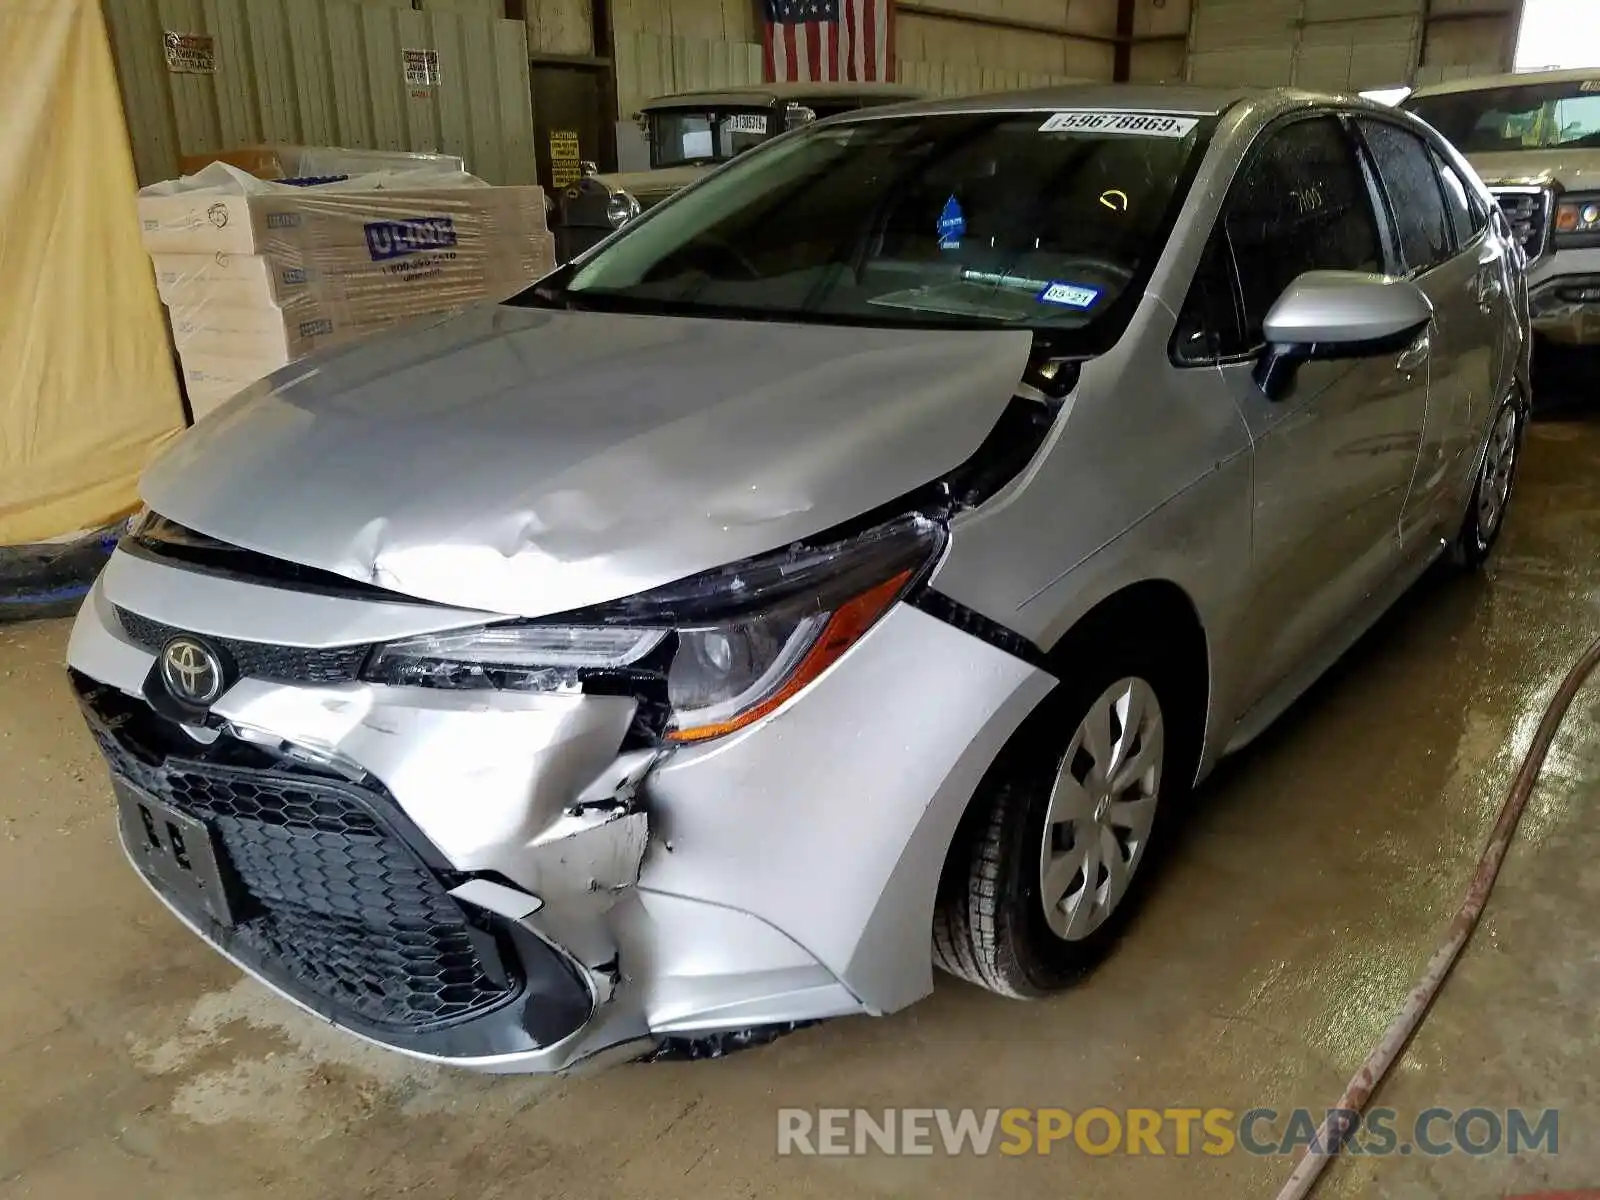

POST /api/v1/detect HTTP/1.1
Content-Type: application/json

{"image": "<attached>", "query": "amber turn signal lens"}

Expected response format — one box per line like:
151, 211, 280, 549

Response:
667, 569, 914, 744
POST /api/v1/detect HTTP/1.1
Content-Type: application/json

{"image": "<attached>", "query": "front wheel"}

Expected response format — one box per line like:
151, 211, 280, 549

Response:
1449, 393, 1522, 569
933, 645, 1195, 998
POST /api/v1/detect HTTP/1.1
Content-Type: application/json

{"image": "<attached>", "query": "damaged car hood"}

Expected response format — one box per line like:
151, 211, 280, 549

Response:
141, 304, 1032, 617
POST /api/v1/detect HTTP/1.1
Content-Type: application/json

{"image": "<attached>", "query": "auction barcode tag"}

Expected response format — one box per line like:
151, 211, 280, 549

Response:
1038, 111, 1198, 137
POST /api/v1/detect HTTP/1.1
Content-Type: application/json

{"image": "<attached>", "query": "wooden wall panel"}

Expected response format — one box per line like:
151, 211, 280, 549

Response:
105, 0, 537, 184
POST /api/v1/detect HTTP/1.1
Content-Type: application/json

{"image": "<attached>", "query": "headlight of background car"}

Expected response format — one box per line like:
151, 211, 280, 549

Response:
606, 188, 642, 229
361, 516, 945, 742
1555, 195, 1600, 236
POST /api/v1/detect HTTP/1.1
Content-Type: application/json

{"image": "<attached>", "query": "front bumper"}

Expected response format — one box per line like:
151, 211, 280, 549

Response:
1527, 247, 1600, 346
68, 548, 1051, 1070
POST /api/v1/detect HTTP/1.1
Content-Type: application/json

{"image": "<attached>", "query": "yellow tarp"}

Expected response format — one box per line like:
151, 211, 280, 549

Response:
0, 0, 184, 544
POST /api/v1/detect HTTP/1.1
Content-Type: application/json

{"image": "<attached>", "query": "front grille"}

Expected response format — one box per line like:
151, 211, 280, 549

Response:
1492, 187, 1552, 264
91, 715, 519, 1032
116, 606, 371, 685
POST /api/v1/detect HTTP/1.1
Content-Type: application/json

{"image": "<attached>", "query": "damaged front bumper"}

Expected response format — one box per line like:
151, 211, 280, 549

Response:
1528, 248, 1600, 346
69, 548, 1052, 1071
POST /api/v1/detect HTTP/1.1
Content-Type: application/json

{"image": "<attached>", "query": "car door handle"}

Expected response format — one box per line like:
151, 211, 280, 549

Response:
1477, 274, 1503, 312
1395, 332, 1430, 375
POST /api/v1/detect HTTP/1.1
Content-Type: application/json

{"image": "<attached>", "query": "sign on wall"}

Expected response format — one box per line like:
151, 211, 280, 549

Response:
549, 129, 581, 187
163, 32, 216, 74
402, 47, 441, 88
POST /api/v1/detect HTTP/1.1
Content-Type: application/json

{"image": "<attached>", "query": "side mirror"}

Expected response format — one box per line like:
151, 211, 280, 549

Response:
1254, 270, 1433, 400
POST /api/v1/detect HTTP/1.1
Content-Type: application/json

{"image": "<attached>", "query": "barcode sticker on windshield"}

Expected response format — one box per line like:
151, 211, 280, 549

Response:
1039, 111, 1198, 137
1583, 80, 1600, 93
724, 113, 769, 133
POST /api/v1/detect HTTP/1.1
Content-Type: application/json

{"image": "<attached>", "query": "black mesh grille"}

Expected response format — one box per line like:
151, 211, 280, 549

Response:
116, 607, 371, 685
1493, 188, 1551, 263
97, 729, 518, 1031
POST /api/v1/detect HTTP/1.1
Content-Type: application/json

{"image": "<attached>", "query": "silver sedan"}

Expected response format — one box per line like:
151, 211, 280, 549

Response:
69, 84, 1528, 1072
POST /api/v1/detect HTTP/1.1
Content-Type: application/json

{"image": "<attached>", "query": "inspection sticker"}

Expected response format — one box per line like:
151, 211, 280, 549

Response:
1037, 281, 1101, 309
1039, 110, 1198, 137
937, 194, 966, 249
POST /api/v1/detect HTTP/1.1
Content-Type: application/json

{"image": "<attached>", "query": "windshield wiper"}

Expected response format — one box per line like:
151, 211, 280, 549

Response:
959, 268, 1055, 294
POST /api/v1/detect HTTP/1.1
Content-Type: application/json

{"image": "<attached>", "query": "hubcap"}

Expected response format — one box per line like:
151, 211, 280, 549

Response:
1477, 404, 1517, 539
1038, 677, 1164, 942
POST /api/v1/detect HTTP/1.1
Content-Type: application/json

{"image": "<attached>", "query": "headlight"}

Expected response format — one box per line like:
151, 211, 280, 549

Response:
606, 189, 642, 229
1555, 195, 1600, 235
361, 515, 944, 741
364, 626, 667, 691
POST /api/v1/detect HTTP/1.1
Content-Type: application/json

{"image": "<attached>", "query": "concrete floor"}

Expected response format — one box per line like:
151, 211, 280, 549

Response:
2, 417, 1599, 1200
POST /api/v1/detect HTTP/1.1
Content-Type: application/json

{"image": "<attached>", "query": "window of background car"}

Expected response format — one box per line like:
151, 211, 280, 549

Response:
558, 112, 1211, 339
1403, 81, 1600, 152
651, 112, 717, 168
718, 111, 772, 157
1356, 120, 1453, 273
1430, 147, 1480, 249
1214, 115, 1382, 353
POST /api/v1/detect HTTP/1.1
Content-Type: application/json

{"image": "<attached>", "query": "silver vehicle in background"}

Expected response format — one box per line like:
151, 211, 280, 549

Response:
70, 85, 1526, 1074
1405, 68, 1600, 353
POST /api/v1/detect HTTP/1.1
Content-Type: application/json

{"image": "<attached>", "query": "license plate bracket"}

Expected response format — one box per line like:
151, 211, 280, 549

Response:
115, 779, 241, 927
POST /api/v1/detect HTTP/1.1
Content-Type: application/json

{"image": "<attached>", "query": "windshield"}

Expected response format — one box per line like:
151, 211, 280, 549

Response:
1405, 80, 1600, 152
550, 110, 1211, 339
649, 109, 773, 168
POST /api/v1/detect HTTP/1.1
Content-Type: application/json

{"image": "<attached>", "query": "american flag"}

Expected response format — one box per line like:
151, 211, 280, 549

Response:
763, 0, 895, 84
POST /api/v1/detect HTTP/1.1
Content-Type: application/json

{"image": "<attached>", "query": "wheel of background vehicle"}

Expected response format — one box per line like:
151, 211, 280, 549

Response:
1448, 391, 1522, 570
932, 637, 1198, 997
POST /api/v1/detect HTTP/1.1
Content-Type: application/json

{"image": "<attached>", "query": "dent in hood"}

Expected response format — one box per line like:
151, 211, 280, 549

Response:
141, 305, 1032, 618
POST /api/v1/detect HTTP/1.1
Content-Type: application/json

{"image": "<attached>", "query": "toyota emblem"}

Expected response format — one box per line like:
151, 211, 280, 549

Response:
160, 637, 225, 706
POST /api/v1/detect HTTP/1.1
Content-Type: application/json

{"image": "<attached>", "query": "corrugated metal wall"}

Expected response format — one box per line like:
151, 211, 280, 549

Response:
1131, 0, 1190, 80
1187, 0, 1421, 90
1415, 0, 1520, 85
1184, 0, 1522, 90
609, 0, 1133, 118
897, 0, 1119, 87
523, 0, 596, 55
611, 0, 761, 116
104, 0, 537, 185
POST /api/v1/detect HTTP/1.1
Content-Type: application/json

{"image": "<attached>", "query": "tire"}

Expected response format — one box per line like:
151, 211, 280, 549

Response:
1448, 391, 1522, 570
932, 635, 1198, 998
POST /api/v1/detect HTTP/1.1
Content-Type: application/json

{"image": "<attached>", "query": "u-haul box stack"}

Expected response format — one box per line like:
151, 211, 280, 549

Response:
136, 165, 555, 419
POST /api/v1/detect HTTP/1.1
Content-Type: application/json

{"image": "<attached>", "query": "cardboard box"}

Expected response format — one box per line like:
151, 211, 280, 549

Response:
170, 307, 396, 361
143, 170, 556, 423
176, 145, 465, 182
150, 231, 556, 319
137, 184, 548, 256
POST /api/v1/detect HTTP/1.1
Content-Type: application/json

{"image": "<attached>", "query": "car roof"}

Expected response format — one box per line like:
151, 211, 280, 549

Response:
642, 82, 926, 110
824, 82, 1390, 122
1409, 65, 1600, 98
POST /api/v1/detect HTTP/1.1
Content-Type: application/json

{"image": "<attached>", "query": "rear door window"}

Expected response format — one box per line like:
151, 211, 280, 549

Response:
1430, 149, 1481, 249
1357, 119, 1454, 271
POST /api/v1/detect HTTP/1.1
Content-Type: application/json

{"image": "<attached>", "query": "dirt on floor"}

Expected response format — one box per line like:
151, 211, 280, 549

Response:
2, 417, 1599, 1200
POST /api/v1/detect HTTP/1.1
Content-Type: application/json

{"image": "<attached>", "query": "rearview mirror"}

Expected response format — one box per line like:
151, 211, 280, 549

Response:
1254, 271, 1433, 400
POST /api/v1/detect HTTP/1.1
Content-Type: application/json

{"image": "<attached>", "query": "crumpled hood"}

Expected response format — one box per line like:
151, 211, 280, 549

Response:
1469, 149, 1600, 192
142, 304, 1032, 617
